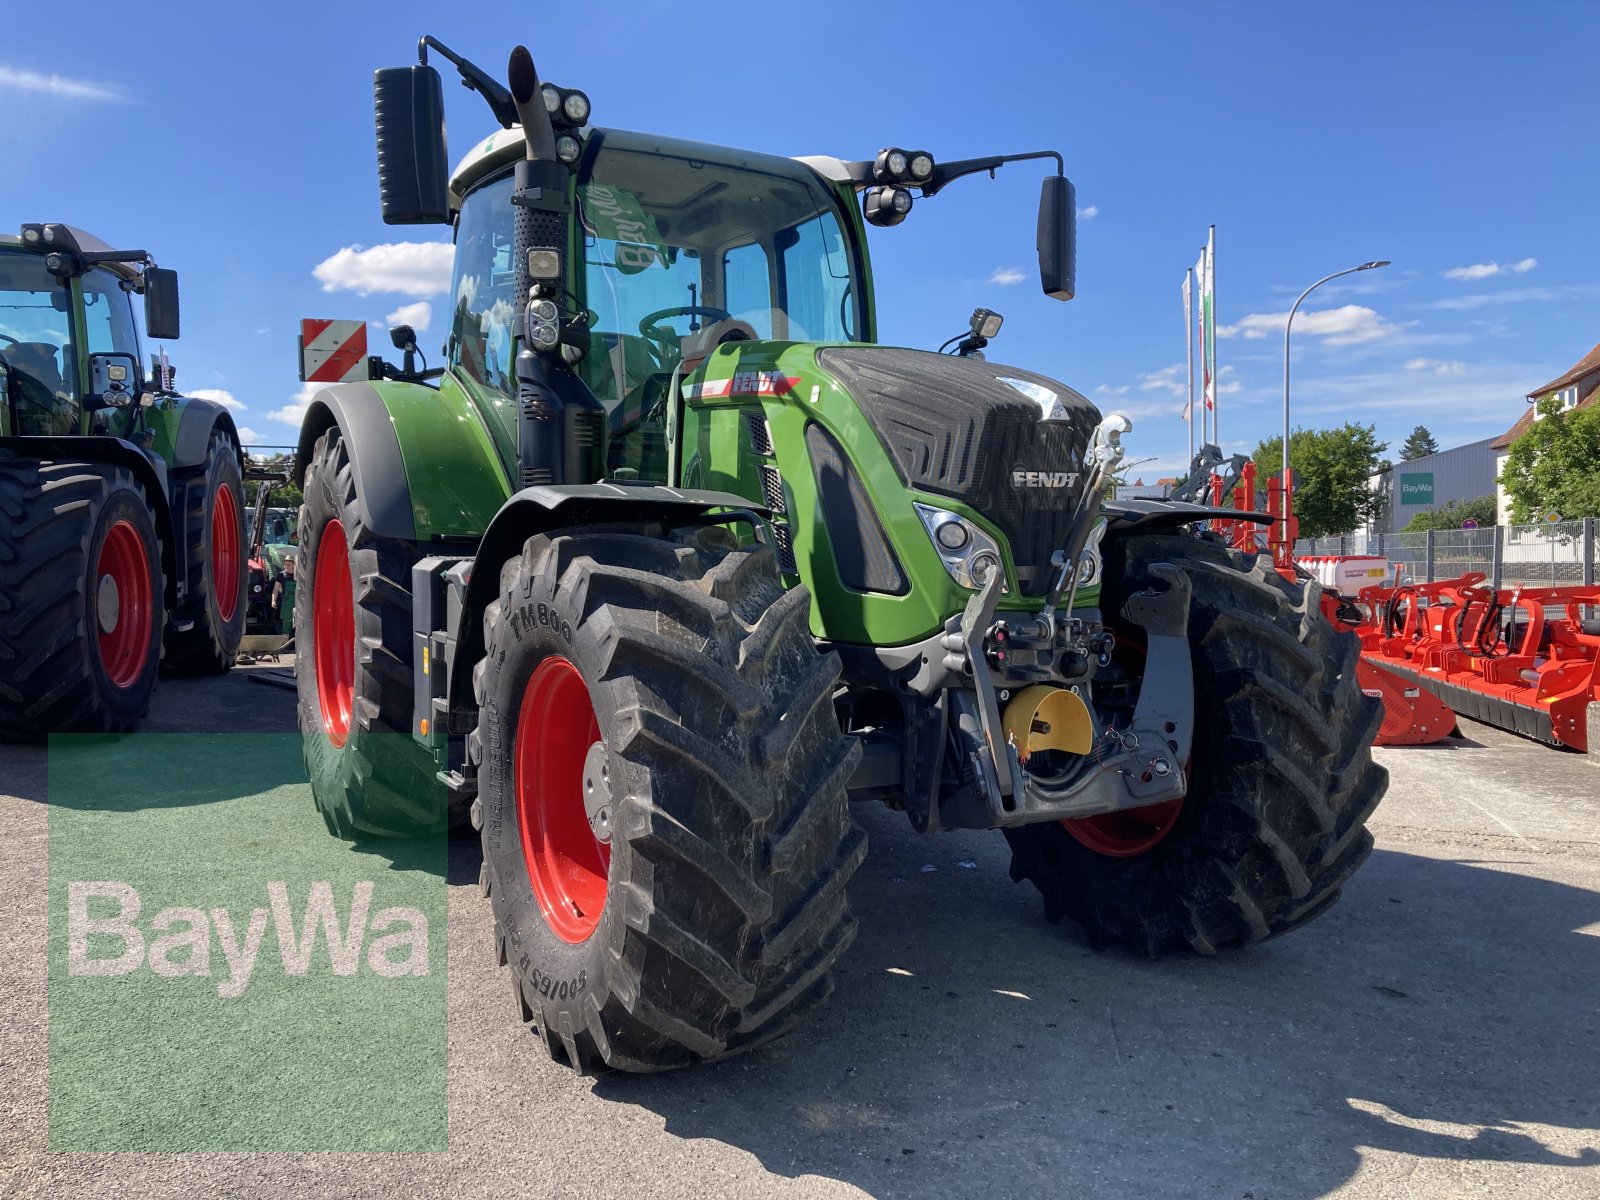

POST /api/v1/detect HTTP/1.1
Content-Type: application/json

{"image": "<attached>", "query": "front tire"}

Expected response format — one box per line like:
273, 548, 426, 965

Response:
0, 454, 164, 739
475, 525, 864, 1072
294, 427, 436, 836
1005, 533, 1388, 955
164, 428, 246, 674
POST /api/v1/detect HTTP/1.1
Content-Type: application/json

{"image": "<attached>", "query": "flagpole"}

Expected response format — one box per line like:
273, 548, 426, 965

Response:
1208, 225, 1218, 451
1184, 268, 1195, 469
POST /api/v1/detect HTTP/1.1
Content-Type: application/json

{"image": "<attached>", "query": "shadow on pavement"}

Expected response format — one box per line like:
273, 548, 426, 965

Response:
584, 810, 1600, 1199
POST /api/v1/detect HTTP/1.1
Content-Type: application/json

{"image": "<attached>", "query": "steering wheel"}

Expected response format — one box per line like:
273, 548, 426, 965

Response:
639, 304, 733, 348
0, 334, 18, 347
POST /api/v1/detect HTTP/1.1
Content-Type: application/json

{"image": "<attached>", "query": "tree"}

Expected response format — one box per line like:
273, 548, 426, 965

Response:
1499, 398, 1600, 523
1401, 494, 1498, 532
245, 451, 303, 511
1252, 423, 1389, 538
1400, 425, 1439, 461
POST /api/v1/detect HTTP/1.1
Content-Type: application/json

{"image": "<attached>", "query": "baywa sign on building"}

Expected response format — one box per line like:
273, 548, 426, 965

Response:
1400, 473, 1435, 505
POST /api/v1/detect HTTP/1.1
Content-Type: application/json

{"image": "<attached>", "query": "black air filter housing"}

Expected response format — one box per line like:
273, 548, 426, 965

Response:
817, 346, 1100, 595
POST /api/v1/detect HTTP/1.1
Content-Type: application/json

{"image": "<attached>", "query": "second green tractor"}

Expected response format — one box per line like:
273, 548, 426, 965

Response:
291, 36, 1388, 1072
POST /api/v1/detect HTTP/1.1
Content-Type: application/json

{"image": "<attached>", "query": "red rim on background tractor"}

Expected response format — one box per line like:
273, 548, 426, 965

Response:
212, 482, 241, 621
314, 518, 355, 748
514, 656, 610, 944
94, 519, 153, 688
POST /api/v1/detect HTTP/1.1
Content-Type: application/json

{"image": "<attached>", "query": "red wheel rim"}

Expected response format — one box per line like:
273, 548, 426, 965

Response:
94, 519, 153, 688
1061, 795, 1185, 858
1060, 635, 1185, 857
514, 656, 609, 944
212, 482, 241, 621
313, 518, 354, 748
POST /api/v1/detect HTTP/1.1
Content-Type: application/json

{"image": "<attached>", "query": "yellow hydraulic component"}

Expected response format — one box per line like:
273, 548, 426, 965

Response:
1002, 684, 1094, 763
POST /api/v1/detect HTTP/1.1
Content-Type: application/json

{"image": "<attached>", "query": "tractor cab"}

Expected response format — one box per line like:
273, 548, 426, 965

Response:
0, 225, 180, 440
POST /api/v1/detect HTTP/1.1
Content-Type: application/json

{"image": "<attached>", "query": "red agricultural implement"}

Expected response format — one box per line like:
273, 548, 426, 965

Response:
1355, 574, 1600, 751
1189, 451, 1457, 746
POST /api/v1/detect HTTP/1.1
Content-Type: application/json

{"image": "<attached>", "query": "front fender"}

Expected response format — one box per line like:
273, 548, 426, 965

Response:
450, 483, 765, 719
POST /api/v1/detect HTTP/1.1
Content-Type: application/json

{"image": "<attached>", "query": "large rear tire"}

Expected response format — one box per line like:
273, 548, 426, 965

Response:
475, 525, 864, 1072
164, 428, 246, 674
294, 427, 437, 836
0, 453, 164, 739
1005, 533, 1388, 955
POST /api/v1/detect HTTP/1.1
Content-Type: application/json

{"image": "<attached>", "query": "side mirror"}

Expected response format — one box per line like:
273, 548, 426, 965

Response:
1037, 175, 1076, 301
144, 267, 180, 340
374, 65, 451, 225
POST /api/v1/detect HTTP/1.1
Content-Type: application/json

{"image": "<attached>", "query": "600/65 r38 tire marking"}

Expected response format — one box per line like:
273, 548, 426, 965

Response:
475, 524, 865, 1072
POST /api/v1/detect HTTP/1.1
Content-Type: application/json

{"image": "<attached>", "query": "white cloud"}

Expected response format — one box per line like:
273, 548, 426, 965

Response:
268, 382, 321, 426
1442, 258, 1537, 281
0, 65, 122, 102
1077, 205, 1099, 220
989, 267, 1026, 286
1420, 283, 1599, 312
1403, 357, 1467, 376
1217, 364, 1242, 395
1218, 304, 1400, 346
187, 387, 245, 412
312, 242, 453, 297
236, 427, 261, 445
1138, 364, 1187, 397
384, 300, 433, 333
1094, 383, 1131, 396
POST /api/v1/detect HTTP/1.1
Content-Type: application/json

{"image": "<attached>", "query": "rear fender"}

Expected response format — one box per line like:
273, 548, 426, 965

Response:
294, 377, 511, 544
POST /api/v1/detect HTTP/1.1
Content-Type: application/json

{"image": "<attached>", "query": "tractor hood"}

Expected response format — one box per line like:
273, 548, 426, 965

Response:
815, 346, 1100, 595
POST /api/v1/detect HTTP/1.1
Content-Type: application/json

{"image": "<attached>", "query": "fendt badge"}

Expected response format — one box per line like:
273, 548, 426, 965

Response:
1012, 470, 1080, 488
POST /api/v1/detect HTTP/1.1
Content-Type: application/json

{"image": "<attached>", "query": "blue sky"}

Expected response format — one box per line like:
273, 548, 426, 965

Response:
4, 1, 1597, 479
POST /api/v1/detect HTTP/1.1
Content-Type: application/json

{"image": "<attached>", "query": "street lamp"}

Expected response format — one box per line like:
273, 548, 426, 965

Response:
1282, 260, 1390, 485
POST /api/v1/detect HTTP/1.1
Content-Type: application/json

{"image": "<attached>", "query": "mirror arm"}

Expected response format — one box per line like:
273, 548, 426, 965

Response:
419, 34, 517, 128
922, 149, 1063, 197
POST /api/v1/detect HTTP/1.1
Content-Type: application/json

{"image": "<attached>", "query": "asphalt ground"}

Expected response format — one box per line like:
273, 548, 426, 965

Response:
2, 659, 1597, 1198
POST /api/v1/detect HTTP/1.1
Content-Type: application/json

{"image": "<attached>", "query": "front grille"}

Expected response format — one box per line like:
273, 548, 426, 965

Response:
817, 346, 1099, 595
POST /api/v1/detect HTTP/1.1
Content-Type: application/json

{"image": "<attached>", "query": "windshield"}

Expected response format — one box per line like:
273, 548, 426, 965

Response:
576, 133, 861, 425
0, 250, 77, 435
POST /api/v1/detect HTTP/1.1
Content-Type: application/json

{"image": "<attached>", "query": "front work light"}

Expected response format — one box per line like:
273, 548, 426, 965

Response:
864, 185, 913, 227
526, 247, 562, 280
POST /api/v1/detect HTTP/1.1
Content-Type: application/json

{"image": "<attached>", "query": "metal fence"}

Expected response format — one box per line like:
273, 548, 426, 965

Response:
1296, 518, 1598, 588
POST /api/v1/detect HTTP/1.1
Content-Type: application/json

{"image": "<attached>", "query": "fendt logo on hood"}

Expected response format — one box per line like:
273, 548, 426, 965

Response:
1012, 469, 1080, 489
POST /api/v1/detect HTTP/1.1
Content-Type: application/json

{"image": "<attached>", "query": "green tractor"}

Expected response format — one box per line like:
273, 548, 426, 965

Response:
0, 225, 247, 737
291, 37, 1387, 1072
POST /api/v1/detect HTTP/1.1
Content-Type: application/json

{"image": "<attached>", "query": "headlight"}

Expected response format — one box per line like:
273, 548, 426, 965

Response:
555, 134, 582, 164
886, 150, 908, 177
541, 84, 561, 114
914, 503, 1008, 592
908, 152, 934, 182
526, 297, 560, 350
864, 185, 913, 227
561, 90, 590, 124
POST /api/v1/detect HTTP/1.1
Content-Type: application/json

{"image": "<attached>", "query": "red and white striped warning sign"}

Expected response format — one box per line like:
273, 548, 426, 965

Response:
299, 319, 369, 383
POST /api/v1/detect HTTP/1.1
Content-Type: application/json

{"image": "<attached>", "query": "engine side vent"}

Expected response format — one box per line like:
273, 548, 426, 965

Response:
759, 464, 786, 513
805, 422, 908, 596
771, 523, 797, 575
745, 409, 774, 457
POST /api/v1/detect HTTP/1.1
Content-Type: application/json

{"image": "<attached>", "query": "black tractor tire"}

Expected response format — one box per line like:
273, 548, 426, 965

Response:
475, 525, 864, 1072
164, 428, 247, 674
295, 426, 439, 837
1005, 532, 1388, 955
0, 453, 165, 740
